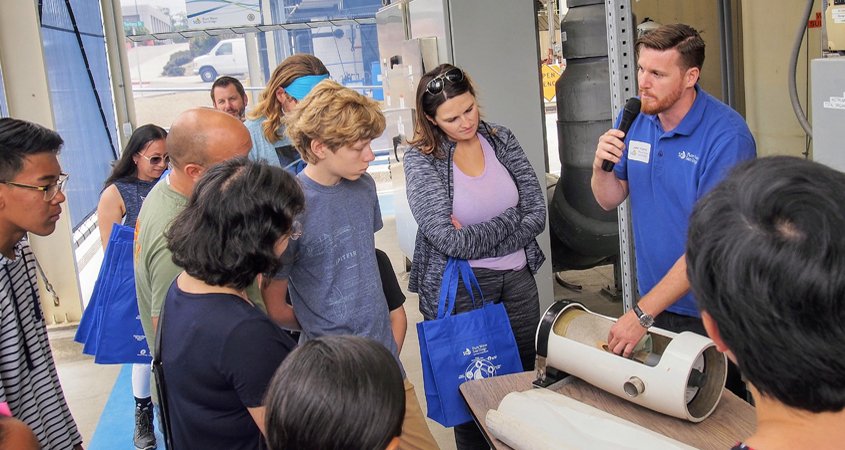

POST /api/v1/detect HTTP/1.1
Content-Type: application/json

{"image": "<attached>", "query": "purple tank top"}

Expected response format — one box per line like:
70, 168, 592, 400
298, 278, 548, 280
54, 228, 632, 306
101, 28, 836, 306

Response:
452, 134, 527, 271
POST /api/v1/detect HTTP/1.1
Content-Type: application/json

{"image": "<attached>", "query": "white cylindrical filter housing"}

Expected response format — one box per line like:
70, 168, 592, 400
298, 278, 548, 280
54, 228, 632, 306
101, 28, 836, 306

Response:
540, 303, 727, 422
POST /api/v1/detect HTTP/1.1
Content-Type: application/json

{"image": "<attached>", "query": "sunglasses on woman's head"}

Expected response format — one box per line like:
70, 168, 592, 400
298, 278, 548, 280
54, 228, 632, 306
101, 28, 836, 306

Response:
425, 68, 464, 95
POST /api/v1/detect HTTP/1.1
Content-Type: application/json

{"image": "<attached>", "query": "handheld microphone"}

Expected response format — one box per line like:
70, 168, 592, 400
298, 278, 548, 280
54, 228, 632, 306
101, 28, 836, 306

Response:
601, 97, 642, 172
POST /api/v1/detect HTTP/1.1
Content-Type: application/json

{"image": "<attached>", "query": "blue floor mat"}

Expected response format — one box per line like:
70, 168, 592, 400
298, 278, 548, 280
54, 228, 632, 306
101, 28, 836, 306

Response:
89, 364, 164, 449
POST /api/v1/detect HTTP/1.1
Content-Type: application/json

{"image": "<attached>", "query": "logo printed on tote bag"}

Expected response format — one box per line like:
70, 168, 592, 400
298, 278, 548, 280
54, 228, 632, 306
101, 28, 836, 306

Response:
464, 343, 490, 357
464, 357, 498, 381
458, 343, 501, 382
418, 258, 523, 427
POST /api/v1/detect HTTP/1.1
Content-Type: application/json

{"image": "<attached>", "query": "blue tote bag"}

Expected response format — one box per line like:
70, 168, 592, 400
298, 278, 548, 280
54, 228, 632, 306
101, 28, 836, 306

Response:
417, 257, 523, 427
75, 224, 152, 364
76, 225, 127, 355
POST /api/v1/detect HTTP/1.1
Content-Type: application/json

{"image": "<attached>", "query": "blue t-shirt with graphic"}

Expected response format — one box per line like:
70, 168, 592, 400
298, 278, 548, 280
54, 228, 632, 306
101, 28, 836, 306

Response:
276, 172, 403, 374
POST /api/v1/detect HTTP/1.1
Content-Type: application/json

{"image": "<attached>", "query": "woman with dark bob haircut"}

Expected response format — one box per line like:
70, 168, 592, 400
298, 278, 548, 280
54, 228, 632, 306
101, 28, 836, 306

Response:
159, 158, 302, 450
264, 335, 405, 450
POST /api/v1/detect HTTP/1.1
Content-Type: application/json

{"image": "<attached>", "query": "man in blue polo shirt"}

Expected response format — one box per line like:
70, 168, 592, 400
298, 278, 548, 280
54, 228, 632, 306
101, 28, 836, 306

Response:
591, 23, 756, 397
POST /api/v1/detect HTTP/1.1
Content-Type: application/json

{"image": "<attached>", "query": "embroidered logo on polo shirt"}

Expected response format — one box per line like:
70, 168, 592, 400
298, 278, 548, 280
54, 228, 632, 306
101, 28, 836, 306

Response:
678, 150, 699, 164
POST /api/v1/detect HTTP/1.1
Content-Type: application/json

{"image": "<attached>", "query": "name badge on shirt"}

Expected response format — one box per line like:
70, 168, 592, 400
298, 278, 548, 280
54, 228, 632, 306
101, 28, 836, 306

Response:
628, 140, 651, 164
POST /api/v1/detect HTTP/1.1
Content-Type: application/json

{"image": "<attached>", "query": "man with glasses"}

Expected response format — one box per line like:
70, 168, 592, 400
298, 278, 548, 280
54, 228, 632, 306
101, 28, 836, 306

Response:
0, 117, 83, 450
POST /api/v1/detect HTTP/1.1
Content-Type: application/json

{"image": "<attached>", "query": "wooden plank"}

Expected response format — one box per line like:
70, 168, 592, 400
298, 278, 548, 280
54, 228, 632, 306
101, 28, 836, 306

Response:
460, 371, 756, 450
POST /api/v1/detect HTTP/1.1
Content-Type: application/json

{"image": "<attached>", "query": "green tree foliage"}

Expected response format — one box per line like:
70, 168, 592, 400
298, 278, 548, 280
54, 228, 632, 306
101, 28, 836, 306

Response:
161, 50, 192, 76
189, 36, 221, 56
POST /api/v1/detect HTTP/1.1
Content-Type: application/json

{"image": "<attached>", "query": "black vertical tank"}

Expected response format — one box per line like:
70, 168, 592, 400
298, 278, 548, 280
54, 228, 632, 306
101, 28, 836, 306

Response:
549, 0, 619, 270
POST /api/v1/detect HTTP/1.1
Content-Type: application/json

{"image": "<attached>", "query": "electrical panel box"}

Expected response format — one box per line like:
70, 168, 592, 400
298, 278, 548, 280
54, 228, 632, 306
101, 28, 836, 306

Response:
811, 57, 845, 171
827, 1, 845, 51
825, 0, 845, 52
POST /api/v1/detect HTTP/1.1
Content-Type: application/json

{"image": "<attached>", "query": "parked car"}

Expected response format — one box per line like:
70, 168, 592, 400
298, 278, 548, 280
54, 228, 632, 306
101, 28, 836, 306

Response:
192, 39, 247, 82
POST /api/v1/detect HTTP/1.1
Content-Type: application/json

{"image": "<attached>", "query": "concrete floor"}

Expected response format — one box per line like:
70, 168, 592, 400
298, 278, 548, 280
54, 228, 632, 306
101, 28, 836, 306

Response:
50, 216, 621, 450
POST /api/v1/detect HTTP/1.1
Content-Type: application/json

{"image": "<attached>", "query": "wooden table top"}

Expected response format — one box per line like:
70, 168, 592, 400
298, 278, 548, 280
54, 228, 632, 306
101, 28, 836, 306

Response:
460, 371, 756, 450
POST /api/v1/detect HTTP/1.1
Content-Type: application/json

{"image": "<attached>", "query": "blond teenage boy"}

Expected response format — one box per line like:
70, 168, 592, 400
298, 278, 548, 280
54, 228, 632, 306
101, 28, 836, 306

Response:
269, 80, 438, 449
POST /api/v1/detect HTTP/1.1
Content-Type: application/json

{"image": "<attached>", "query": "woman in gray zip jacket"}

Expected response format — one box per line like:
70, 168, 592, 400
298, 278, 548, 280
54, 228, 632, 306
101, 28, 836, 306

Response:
404, 64, 546, 450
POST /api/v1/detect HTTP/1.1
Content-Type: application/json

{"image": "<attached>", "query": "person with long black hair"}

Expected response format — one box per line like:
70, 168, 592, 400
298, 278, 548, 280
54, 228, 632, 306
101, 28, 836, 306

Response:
94, 124, 167, 450
97, 124, 168, 245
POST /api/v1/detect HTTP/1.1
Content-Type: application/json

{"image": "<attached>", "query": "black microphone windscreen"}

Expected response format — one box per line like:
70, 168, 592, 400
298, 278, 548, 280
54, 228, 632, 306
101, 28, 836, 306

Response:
617, 98, 642, 134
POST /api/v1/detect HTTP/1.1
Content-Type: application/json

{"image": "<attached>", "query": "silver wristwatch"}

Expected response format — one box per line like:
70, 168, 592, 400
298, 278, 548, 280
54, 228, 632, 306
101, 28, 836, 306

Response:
633, 303, 654, 329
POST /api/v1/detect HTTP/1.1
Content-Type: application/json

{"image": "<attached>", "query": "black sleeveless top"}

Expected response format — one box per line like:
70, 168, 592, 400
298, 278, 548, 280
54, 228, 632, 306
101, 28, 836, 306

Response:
113, 178, 156, 229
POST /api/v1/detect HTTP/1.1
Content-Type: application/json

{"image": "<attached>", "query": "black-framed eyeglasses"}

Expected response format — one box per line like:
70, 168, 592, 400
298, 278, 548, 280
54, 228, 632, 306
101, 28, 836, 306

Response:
1, 173, 69, 201
139, 153, 170, 166
288, 220, 303, 241
425, 68, 465, 95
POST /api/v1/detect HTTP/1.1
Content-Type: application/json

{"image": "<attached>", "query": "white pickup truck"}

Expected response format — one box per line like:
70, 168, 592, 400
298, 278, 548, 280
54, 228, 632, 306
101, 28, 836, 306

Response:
192, 38, 248, 82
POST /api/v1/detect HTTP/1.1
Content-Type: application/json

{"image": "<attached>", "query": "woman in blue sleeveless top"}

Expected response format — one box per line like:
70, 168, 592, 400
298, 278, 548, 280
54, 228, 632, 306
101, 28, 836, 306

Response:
95, 124, 167, 450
